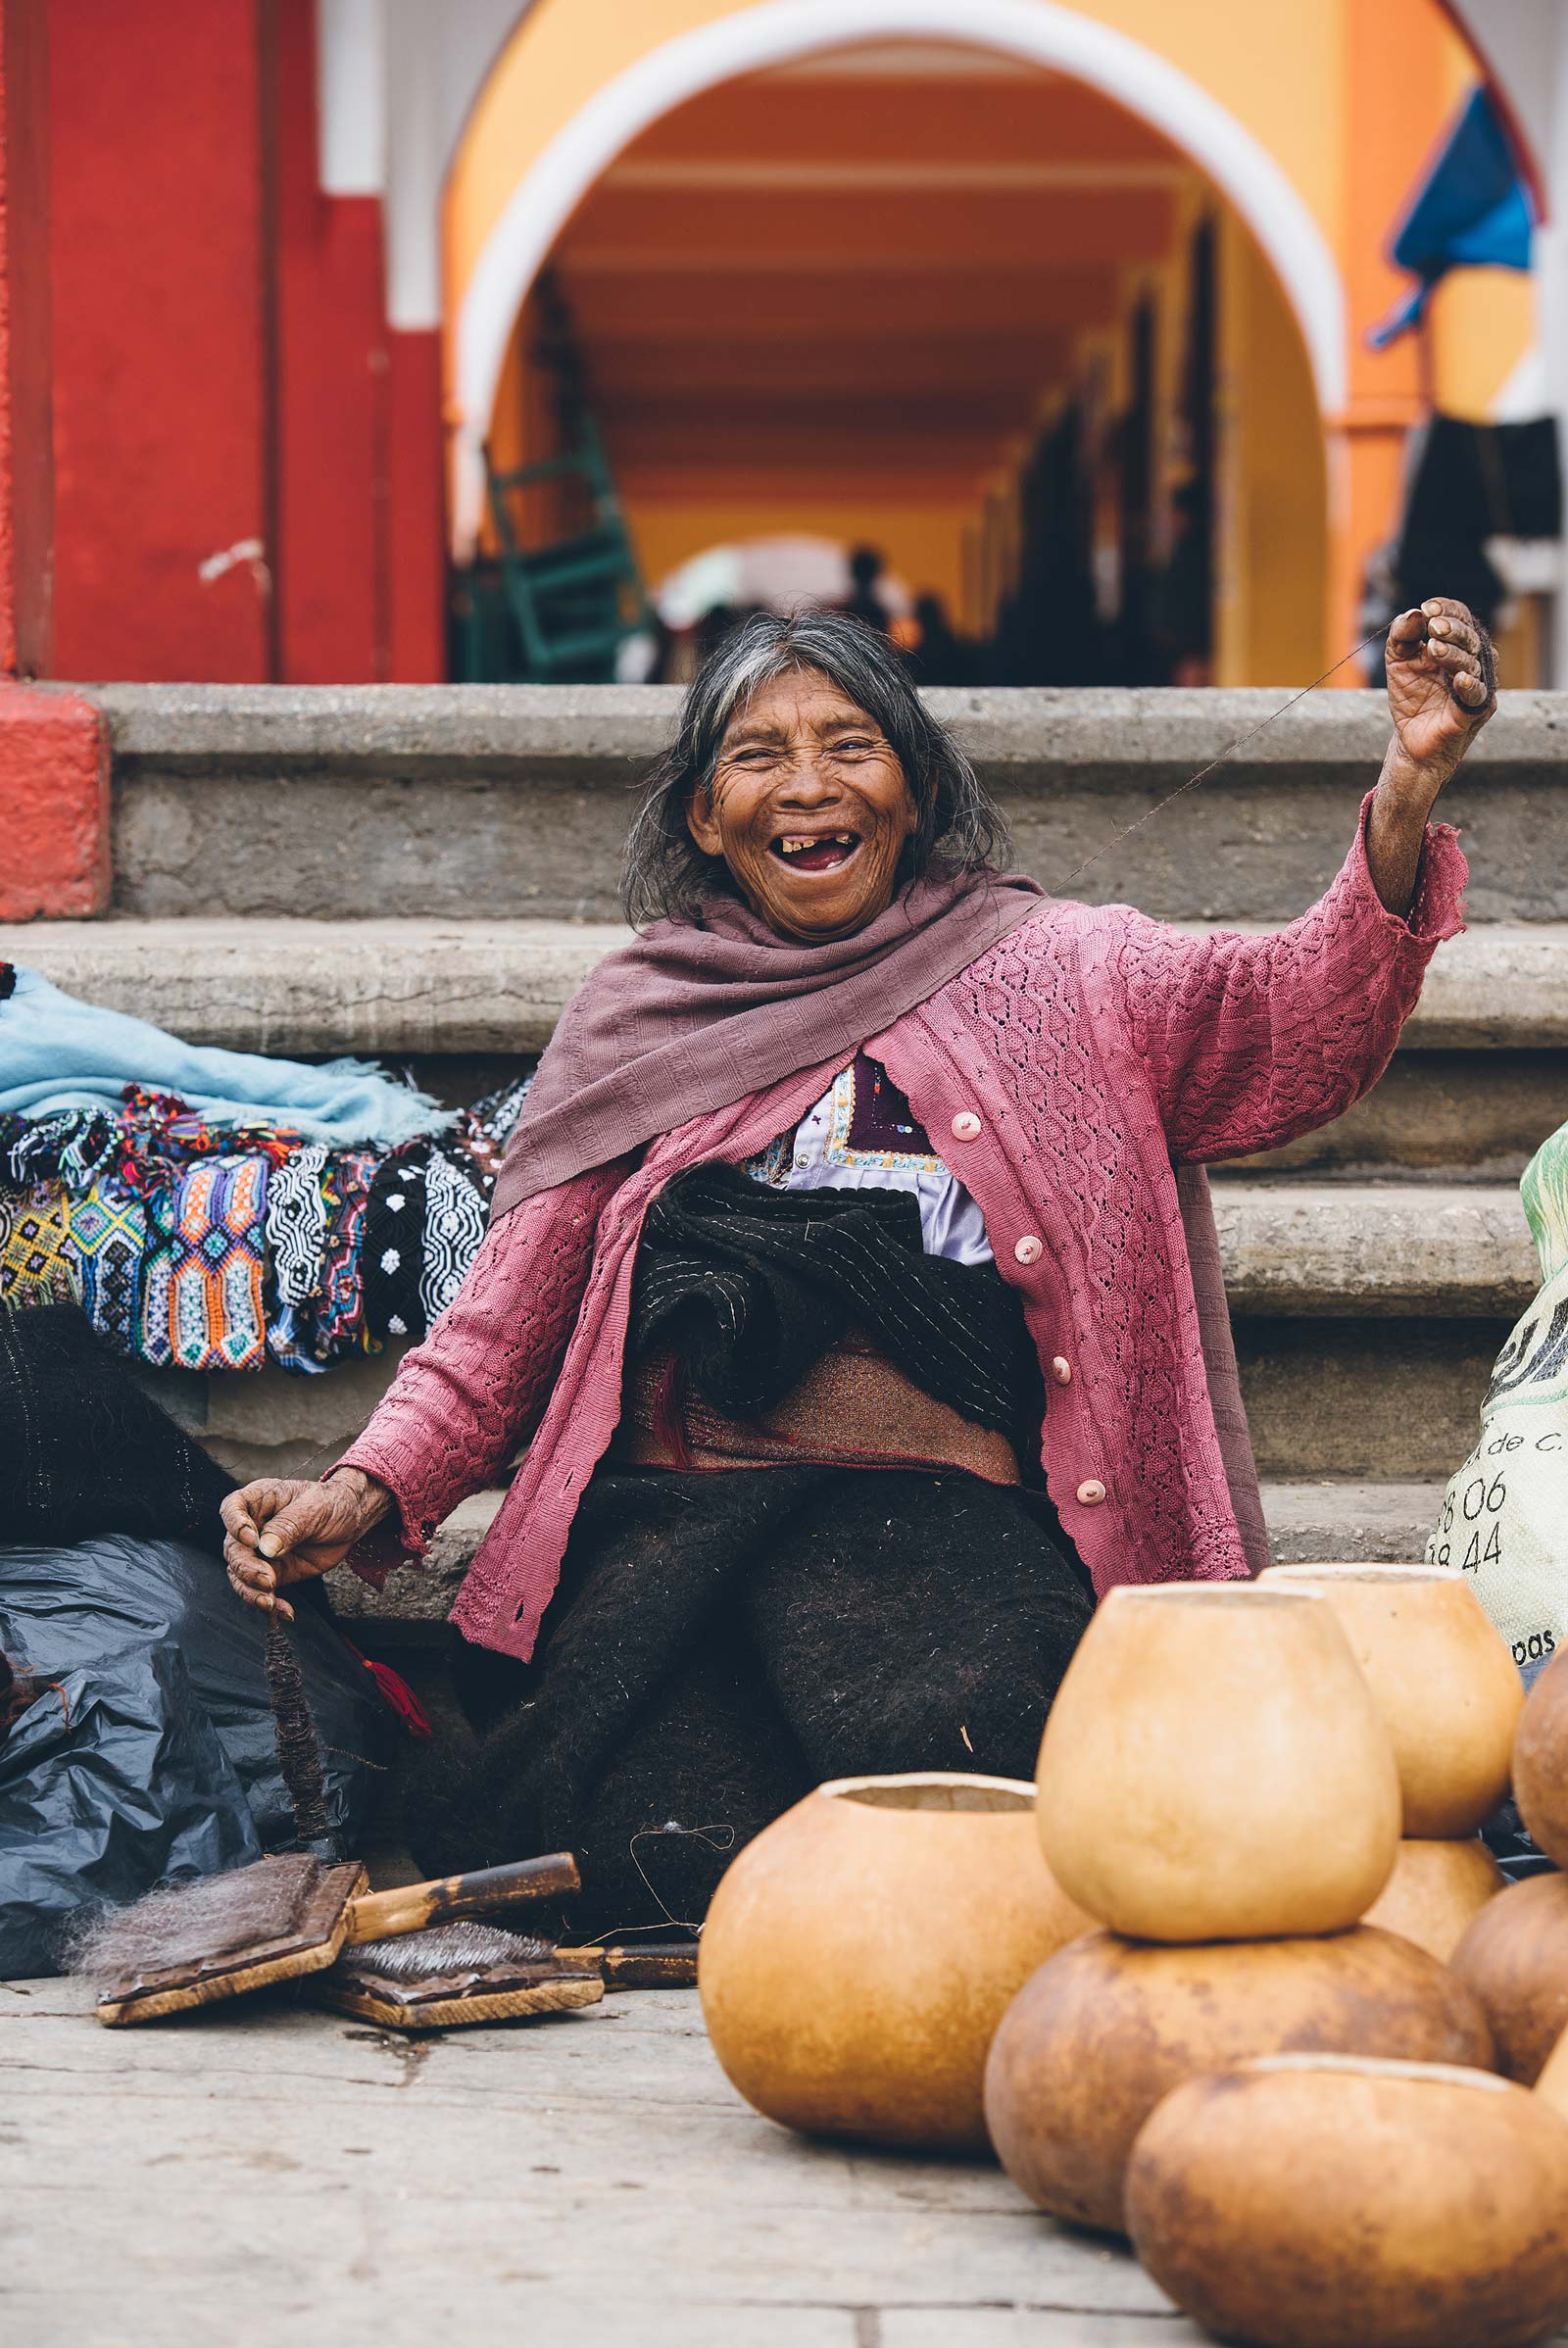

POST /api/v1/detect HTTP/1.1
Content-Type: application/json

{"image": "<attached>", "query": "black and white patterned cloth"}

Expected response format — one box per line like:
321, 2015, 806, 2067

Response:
265, 1142, 330, 1371
361, 1078, 530, 1343
363, 1146, 433, 1342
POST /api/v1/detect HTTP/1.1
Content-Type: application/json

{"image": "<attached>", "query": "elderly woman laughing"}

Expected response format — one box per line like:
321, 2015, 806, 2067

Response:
222, 599, 1493, 1930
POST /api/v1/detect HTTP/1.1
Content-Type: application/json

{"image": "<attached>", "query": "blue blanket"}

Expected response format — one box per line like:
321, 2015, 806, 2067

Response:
0, 967, 448, 1147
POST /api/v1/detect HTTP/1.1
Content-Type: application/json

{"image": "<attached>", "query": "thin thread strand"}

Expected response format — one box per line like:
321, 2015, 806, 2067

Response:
1054, 625, 1393, 895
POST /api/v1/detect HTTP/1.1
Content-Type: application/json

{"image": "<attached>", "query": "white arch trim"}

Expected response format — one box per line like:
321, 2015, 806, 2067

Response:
452, 0, 1348, 554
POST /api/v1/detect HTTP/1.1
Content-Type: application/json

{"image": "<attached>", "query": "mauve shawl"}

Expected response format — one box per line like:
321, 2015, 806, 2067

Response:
489, 867, 1268, 1574
491, 872, 1044, 1215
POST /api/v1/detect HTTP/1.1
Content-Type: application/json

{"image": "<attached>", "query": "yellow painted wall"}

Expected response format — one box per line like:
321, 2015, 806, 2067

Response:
1432, 269, 1538, 419
1214, 214, 1327, 686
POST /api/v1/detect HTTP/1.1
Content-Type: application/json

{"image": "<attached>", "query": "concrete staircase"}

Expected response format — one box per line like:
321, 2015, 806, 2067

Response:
8, 680, 1566, 1622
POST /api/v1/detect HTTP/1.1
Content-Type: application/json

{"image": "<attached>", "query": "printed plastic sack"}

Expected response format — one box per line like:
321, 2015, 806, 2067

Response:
0, 1532, 393, 1974
1427, 1122, 1568, 1679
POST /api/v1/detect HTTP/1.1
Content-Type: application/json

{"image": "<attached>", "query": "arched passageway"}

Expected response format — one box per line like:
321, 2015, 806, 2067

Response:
449, 26, 1330, 685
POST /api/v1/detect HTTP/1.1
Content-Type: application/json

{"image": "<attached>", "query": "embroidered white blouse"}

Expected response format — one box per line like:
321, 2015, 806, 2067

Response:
745, 1052, 994, 1266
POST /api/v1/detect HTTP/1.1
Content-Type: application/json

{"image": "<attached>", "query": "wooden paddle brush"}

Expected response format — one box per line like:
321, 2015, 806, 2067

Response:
308, 1927, 700, 2029
82, 1848, 581, 2026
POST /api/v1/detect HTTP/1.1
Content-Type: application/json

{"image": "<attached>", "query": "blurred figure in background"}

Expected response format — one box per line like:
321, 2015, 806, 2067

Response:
837, 544, 892, 634
907, 593, 974, 686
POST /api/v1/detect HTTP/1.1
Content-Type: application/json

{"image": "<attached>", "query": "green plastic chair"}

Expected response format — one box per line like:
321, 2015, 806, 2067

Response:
479, 415, 651, 681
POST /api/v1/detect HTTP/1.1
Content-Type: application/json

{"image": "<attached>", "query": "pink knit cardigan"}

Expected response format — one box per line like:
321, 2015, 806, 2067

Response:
336, 802, 1465, 1660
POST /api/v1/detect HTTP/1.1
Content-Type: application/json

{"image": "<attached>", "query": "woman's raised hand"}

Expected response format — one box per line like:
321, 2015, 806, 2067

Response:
1386, 597, 1496, 789
220, 1469, 392, 1619
1368, 595, 1497, 917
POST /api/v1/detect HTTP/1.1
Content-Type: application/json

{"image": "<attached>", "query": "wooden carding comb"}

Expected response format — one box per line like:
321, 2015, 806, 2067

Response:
310, 1923, 607, 2031
91, 1849, 581, 2027
309, 1931, 700, 2030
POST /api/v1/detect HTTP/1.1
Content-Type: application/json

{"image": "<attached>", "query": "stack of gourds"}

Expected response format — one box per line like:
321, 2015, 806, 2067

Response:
697, 1567, 1568, 2348
1452, 1644, 1568, 2085
983, 1571, 1568, 2347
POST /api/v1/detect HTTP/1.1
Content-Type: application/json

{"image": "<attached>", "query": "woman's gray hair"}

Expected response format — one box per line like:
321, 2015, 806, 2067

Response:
621, 609, 1010, 926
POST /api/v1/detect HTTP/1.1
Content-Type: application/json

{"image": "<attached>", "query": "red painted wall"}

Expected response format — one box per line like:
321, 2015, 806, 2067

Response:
34, 0, 448, 687
271, 0, 388, 682
0, 0, 53, 678
47, 0, 272, 681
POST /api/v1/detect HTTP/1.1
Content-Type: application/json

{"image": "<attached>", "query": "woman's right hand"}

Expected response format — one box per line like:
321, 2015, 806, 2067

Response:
220, 1469, 393, 1620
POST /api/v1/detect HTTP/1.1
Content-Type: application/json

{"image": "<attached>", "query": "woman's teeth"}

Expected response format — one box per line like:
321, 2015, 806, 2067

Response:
775, 834, 858, 871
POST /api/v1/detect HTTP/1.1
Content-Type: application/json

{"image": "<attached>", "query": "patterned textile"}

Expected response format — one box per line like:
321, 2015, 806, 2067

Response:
266, 1143, 330, 1372
420, 1150, 489, 1330
120, 1087, 306, 1176
134, 1176, 178, 1370
314, 1149, 381, 1363
0, 1184, 81, 1308
168, 1155, 270, 1372
362, 1136, 491, 1344
745, 1052, 992, 1265
453, 1076, 533, 1184
363, 1145, 432, 1342
64, 1175, 149, 1354
1, 1107, 118, 1192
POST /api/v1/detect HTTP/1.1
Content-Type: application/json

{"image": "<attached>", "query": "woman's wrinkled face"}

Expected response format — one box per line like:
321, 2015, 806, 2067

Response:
687, 667, 919, 942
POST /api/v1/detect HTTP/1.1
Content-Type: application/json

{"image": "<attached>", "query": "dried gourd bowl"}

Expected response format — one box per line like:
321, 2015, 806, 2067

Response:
984, 1923, 1494, 2236
1126, 2054, 1568, 2348
1259, 1564, 1523, 1836
1035, 1583, 1402, 1942
698, 1772, 1090, 2154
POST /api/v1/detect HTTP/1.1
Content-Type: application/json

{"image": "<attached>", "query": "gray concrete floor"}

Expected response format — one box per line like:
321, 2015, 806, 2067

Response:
4, 1975, 1206, 2348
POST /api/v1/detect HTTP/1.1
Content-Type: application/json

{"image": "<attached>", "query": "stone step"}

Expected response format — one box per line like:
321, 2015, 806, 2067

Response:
67, 680, 1568, 924
8, 916, 1568, 1176
7, 914, 1568, 1056
1210, 1181, 1534, 1317
323, 1480, 1448, 1636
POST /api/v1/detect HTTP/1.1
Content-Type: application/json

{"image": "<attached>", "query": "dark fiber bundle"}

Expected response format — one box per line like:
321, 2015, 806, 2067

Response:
0, 1647, 41, 1736
0, 1303, 235, 1550
406, 1462, 1092, 1938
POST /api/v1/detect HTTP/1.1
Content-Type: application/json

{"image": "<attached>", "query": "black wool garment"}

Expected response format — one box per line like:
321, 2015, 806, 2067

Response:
630, 1159, 1041, 1443
0, 1302, 235, 1548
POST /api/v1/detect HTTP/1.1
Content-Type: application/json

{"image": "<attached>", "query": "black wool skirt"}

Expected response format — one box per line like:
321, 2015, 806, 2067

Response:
406, 1461, 1093, 1939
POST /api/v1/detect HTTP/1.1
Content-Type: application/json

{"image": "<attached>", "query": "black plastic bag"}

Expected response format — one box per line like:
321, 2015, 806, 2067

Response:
0, 1533, 393, 1974
0, 1651, 263, 1979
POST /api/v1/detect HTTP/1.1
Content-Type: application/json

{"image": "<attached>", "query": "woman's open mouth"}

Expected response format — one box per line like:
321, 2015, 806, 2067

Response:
770, 833, 862, 875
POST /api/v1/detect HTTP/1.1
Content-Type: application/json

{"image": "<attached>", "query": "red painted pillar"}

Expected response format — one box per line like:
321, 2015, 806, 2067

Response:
0, 0, 108, 920
47, 0, 273, 682
271, 0, 389, 683
270, 0, 446, 682
0, 0, 51, 678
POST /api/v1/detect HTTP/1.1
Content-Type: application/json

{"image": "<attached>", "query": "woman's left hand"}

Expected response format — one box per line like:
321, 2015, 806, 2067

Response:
1386, 598, 1496, 792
